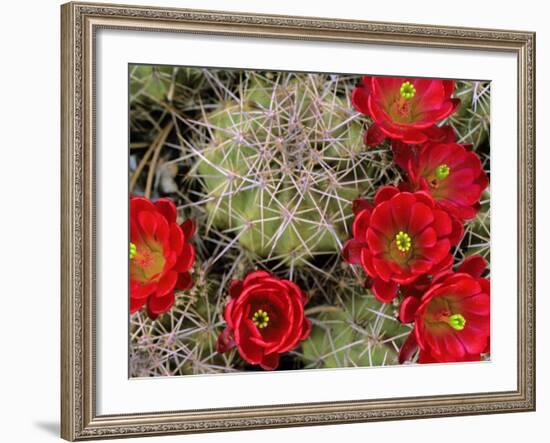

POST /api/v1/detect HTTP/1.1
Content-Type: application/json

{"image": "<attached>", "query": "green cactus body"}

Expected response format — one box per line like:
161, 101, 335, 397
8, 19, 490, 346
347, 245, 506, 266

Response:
194, 73, 376, 263
461, 189, 490, 264
135, 273, 240, 376
449, 80, 491, 150
130, 65, 174, 102
300, 291, 411, 368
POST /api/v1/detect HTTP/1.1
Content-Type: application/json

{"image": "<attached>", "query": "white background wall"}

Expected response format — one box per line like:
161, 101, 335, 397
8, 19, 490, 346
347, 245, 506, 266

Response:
0, 0, 545, 441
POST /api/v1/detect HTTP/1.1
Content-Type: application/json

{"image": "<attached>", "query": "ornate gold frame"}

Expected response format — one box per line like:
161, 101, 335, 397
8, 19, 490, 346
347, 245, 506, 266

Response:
61, 1, 536, 440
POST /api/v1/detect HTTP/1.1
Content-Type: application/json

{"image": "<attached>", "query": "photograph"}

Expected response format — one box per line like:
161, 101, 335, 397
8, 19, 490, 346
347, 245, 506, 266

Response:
58, 2, 536, 440
128, 66, 491, 376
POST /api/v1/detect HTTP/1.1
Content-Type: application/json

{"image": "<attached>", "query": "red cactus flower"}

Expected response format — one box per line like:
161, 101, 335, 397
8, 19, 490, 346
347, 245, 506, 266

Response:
217, 271, 311, 371
398, 255, 490, 364
406, 142, 489, 220
391, 124, 457, 172
342, 186, 460, 303
352, 76, 460, 146
130, 196, 196, 319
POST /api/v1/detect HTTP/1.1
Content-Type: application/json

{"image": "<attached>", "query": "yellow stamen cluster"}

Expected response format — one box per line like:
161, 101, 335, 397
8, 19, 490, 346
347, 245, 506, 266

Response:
130, 242, 137, 260
435, 164, 451, 180
400, 81, 416, 99
395, 231, 412, 252
448, 314, 466, 331
252, 309, 270, 329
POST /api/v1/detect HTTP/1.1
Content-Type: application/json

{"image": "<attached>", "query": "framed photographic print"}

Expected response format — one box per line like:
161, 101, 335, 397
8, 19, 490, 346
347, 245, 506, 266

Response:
60, 1, 536, 440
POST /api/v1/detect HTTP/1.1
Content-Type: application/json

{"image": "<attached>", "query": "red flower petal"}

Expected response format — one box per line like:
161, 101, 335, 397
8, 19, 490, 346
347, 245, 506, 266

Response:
415, 227, 437, 248
235, 319, 265, 365
157, 271, 178, 297
413, 191, 435, 208
372, 278, 398, 303
351, 78, 372, 115
370, 202, 395, 237
418, 349, 438, 363
260, 353, 280, 371
216, 327, 236, 353
431, 209, 452, 237
366, 229, 388, 255
457, 323, 490, 355
371, 76, 403, 98
479, 278, 490, 296
457, 255, 487, 278
425, 350, 469, 364
352, 198, 373, 216
342, 239, 365, 265
147, 291, 175, 319
242, 270, 273, 287
448, 98, 461, 116
352, 209, 371, 242
374, 185, 400, 206
228, 279, 244, 299
390, 193, 415, 229
410, 259, 432, 275
138, 210, 158, 237
169, 223, 184, 255
414, 79, 445, 110
154, 214, 170, 246
173, 243, 195, 273
461, 294, 491, 317
130, 296, 146, 314
130, 196, 156, 215
442, 80, 456, 97
430, 332, 466, 359
423, 239, 451, 264
448, 215, 465, 246
180, 219, 196, 240
408, 202, 435, 235
372, 257, 394, 282
450, 277, 482, 298
399, 296, 421, 323
431, 253, 454, 277
401, 129, 428, 144
360, 248, 377, 278
398, 332, 418, 364
175, 272, 193, 291
131, 282, 157, 300
154, 198, 177, 224
364, 122, 386, 146
423, 124, 457, 143
391, 140, 415, 171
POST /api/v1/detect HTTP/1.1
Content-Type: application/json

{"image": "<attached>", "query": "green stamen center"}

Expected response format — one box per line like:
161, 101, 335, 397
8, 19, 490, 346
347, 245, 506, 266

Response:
130, 242, 137, 260
252, 309, 270, 329
400, 81, 416, 99
448, 314, 466, 331
435, 164, 450, 180
395, 231, 412, 252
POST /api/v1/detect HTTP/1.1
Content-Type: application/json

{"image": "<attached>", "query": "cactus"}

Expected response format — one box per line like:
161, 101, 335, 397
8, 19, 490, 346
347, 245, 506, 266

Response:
447, 80, 491, 150
299, 279, 411, 368
129, 265, 242, 376
128, 67, 490, 376
456, 188, 490, 267
188, 72, 385, 265
129, 64, 218, 104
